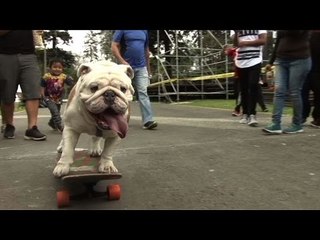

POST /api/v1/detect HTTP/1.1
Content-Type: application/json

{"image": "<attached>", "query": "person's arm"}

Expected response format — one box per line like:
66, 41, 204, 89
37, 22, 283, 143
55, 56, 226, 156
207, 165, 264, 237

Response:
265, 34, 280, 71
145, 47, 152, 77
237, 32, 267, 47
223, 45, 237, 58
230, 30, 238, 47
65, 75, 74, 87
40, 87, 45, 99
144, 31, 152, 77
268, 36, 280, 65
111, 41, 129, 65
40, 75, 50, 100
40, 78, 46, 98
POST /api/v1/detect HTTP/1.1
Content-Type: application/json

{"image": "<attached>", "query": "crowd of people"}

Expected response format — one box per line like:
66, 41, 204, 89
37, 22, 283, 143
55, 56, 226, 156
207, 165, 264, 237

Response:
225, 30, 319, 134
1, 30, 319, 142
0, 30, 158, 141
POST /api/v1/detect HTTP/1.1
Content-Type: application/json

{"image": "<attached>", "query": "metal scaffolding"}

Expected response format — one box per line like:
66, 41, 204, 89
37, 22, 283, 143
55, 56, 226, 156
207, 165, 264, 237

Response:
149, 30, 232, 103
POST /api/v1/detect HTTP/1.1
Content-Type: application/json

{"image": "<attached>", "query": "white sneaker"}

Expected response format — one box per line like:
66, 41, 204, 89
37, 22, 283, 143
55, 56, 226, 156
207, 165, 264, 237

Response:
239, 114, 248, 124
248, 114, 258, 126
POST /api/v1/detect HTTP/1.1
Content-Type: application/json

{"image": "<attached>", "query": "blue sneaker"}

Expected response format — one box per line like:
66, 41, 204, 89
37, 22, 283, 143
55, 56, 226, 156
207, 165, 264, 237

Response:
262, 123, 282, 134
283, 124, 303, 134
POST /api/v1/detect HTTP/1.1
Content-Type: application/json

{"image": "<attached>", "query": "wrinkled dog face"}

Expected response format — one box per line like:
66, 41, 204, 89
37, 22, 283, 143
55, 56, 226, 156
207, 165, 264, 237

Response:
77, 61, 134, 134
53, 61, 134, 178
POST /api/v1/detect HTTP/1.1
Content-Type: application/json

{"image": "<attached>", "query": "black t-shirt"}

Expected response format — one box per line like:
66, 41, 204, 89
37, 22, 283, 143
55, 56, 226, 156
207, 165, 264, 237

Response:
310, 31, 320, 65
276, 30, 311, 60
0, 30, 35, 54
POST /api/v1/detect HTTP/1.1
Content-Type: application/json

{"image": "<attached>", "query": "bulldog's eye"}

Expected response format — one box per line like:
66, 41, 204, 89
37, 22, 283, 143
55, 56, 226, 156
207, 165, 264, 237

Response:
90, 85, 99, 93
120, 86, 127, 93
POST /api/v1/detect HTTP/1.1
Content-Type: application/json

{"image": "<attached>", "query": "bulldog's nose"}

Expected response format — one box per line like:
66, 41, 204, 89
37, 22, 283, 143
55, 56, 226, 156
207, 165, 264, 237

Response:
104, 90, 115, 102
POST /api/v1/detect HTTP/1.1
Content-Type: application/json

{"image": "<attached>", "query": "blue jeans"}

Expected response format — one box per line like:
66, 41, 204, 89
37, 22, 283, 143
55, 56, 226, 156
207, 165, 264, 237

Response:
272, 57, 311, 126
133, 67, 154, 124
46, 99, 62, 128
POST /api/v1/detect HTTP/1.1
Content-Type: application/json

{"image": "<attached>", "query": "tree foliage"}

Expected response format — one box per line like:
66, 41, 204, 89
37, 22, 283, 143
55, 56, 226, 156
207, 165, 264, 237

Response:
43, 30, 73, 51
83, 31, 101, 61
99, 30, 114, 60
147, 30, 228, 78
36, 30, 76, 78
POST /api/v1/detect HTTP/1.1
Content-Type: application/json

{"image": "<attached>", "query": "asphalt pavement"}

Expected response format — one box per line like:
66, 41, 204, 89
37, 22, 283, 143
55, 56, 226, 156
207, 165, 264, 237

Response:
1, 101, 320, 210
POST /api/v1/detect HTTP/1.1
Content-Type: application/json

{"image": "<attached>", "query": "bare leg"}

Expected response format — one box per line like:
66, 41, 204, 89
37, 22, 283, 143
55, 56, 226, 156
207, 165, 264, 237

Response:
3, 102, 14, 126
1, 103, 6, 132
25, 99, 40, 128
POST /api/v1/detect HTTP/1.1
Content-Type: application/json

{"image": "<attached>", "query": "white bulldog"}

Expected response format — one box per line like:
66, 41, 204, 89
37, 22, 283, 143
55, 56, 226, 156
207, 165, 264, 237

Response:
53, 60, 134, 177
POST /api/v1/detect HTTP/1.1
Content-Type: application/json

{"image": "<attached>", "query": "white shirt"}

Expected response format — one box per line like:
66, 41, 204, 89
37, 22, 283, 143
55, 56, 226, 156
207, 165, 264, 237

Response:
230, 30, 267, 68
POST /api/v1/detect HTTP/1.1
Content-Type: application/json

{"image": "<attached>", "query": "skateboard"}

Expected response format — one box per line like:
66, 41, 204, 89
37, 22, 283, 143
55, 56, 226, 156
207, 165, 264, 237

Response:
56, 149, 122, 208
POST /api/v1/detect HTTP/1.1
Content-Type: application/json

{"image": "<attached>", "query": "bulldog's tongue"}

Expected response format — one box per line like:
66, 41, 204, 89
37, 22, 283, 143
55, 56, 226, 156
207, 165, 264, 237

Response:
97, 109, 128, 138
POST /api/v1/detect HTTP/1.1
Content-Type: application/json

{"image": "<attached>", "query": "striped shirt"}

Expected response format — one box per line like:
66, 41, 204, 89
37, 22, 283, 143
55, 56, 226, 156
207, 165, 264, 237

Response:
230, 30, 267, 68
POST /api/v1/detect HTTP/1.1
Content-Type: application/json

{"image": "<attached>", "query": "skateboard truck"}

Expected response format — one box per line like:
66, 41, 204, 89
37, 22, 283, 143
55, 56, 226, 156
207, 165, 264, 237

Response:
55, 150, 122, 208
57, 182, 121, 208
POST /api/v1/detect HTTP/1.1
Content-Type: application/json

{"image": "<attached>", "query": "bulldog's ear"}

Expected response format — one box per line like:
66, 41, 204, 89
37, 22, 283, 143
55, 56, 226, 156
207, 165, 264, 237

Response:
125, 84, 135, 101
77, 63, 92, 77
118, 64, 134, 79
125, 66, 134, 79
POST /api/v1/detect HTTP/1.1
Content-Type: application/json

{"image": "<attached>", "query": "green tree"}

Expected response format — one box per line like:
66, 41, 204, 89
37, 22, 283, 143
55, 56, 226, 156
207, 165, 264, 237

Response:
99, 30, 114, 60
148, 30, 177, 78
83, 31, 101, 61
36, 30, 76, 77
149, 30, 216, 78
36, 48, 76, 70
43, 30, 73, 52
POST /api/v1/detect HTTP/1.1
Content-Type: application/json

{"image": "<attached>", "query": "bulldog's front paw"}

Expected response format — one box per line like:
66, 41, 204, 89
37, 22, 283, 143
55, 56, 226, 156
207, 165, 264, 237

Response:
53, 163, 70, 177
90, 148, 102, 157
98, 160, 118, 173
90, 137, 103, 157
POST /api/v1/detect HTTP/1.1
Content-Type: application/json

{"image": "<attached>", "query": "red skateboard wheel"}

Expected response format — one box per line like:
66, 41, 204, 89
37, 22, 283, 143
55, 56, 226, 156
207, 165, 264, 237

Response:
107, 184, 121, 200
57, 190, 70, 208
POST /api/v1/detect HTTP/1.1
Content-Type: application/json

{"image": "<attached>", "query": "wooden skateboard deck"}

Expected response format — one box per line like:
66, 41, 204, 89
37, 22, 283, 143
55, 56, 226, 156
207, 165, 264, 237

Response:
62, 172, 122, 184
61, 149, 122, 183
56, 149, 122, 208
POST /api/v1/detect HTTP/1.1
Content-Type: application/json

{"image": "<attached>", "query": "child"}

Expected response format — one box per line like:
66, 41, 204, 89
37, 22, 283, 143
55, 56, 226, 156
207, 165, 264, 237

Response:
41, 59, 74, 132
223, 44, 269, 116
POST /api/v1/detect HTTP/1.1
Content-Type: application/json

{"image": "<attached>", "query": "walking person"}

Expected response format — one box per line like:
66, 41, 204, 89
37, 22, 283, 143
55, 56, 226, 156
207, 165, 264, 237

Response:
263, 30, 311, 134
230, 30, 268, 126
224, 43, 268, 117
111, 30, 157, 130
0, 30, 47, 140
41, 58, 74, 132
301, 30, 320, 128
232, 74, 268, 116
